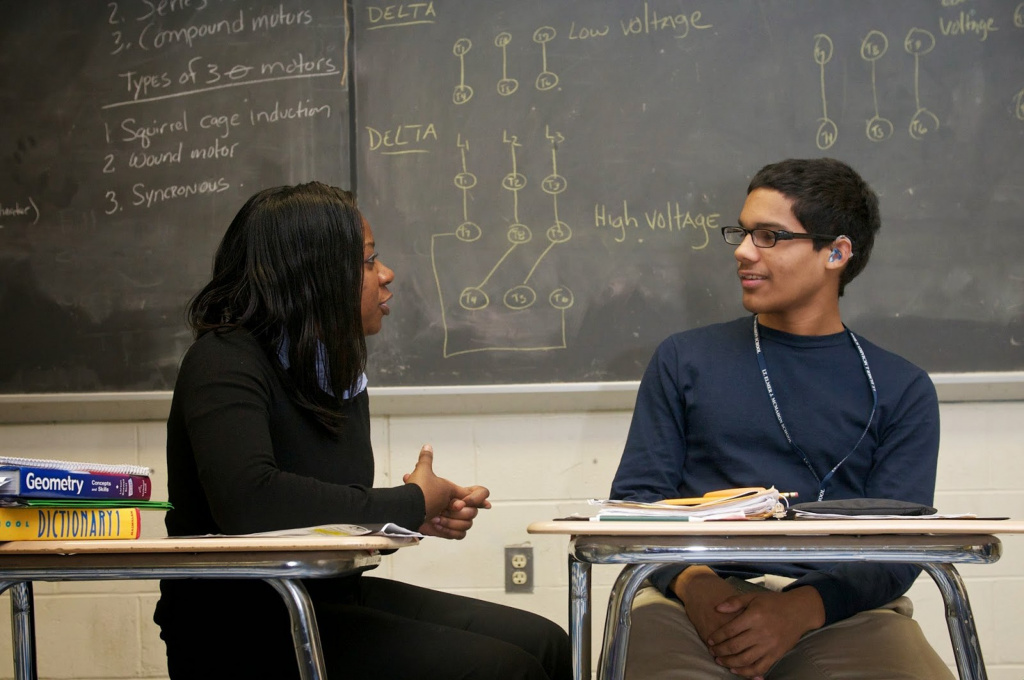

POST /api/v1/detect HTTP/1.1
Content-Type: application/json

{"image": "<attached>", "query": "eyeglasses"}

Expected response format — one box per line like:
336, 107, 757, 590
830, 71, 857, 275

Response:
721, 226, 836, 248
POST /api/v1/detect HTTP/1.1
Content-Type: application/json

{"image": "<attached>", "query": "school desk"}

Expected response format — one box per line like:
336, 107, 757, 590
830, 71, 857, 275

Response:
0, 534, 419, 680
528, 519, 1024, 680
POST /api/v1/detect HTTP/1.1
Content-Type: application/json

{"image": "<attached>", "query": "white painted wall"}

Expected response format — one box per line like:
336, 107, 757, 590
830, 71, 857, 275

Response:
0, 398, 1021, 679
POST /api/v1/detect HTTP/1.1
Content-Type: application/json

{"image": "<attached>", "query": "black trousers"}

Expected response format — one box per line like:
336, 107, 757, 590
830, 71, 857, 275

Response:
156, 576, 572, 680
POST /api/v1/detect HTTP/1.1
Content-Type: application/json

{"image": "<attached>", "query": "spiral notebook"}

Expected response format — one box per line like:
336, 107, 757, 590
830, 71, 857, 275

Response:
0, 456, 151, 476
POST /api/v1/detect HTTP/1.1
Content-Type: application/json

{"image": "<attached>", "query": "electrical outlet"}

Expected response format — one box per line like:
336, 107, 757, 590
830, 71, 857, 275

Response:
504, 545, 533, 593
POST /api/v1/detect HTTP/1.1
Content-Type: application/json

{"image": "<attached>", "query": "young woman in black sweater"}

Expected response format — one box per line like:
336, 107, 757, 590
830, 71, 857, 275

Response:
155, 182, 570, 680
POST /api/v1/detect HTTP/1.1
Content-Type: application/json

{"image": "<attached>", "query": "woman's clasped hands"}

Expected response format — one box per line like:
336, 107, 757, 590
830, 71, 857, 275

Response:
403, 444, 491, 540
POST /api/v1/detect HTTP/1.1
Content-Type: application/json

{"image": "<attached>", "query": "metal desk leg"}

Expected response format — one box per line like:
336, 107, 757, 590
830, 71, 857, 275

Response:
598, 563, 661, 680
0, 581, 37, 680
569, 555, 591, 680
921, 563, 988, 680
0, 581, 38, 680
265, 578, 327, 680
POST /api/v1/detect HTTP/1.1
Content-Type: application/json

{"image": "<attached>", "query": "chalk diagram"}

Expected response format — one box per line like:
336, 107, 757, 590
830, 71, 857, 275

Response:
860, 30, 894, 143
452, 38, 474, 105
495, 32, 519, 96
430, 127, 575, 358
814, 28, 941, 147
904, 28, 939, 140
813, 34, 838, 150
453, 27, 560, 105
533, 26, 559, 91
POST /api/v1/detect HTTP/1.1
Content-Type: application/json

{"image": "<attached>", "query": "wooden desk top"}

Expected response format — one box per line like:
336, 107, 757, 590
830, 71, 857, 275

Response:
528, 519, 1024, 537
0, 535, 419, 555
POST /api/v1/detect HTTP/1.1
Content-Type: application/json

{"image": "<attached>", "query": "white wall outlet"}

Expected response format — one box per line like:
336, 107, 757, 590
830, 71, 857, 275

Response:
504, 545, 533, 593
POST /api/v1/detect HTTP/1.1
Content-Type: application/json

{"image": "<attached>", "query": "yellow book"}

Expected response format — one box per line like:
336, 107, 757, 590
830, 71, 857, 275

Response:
0, 506, 140, 541
659, 487, 768, 506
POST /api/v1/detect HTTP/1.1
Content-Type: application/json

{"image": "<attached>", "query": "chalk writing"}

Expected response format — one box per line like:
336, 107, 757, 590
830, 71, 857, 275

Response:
593, 200, 720, 247
813, 34, 838, 150
365, 3, 437, 29
106, 3, 322, 57
139, 11, 246, 50
130, 178, 231, 208
0, 197, 40, 227
452, 135, 481, 241
120, 70, 174, 100
0, 0, 359, 397
533, 26, 559, 91
117, 111, 189, 149
366, 123, 437, 155
104, 53, 340, 109
250, 6, 314, 30
452, 8, 715, 105
905, 28, 940, 140
127, 142, 183, 168
13, 0, 1024, 394
496, 131, 532, 296
494, 32, 519, 96
939, 11, 998, 41
135, 0, 210, 21
619, 3, 711, 39
526, 126, 573, 285
569, 21, 610, 41
250, 99, 332, 126
453, 38, 474, 104
860, 30, 894, 142
89, 2, 350, 223
199, 112, 241, 138
190, 138, 239, 161
260, 53, 337, 77
431, 130, 575, 357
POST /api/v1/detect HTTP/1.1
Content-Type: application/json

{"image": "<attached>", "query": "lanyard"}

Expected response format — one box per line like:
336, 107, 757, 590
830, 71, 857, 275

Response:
753, 315, 878, 501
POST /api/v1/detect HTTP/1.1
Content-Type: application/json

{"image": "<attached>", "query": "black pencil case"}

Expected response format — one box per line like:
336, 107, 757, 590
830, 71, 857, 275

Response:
786, 498, 936, 519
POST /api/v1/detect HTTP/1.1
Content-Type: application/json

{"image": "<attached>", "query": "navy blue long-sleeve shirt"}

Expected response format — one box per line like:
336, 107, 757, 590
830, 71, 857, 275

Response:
610, 316, 940, 625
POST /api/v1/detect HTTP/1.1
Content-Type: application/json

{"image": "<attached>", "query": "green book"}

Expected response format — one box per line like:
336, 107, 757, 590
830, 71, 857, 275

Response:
0, 498, 172, 510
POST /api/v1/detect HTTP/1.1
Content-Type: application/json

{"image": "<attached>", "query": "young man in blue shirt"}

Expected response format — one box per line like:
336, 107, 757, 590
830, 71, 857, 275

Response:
610, 158, 953, 679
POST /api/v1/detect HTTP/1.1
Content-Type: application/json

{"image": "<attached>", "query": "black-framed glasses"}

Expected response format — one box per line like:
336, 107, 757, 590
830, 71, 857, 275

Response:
721, 226, 836, 248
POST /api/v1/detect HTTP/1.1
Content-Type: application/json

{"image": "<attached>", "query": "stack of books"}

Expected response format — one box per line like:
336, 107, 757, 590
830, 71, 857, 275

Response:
0, 456, 168, 541
584, 487, 785, 522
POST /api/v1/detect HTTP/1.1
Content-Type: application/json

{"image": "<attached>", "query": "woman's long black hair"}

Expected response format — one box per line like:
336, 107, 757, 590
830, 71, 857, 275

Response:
187, 182, 366, 431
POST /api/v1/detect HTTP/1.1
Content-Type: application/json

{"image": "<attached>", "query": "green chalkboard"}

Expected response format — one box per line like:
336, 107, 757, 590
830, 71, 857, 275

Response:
354, 0, 1024, 386
0, 0, 352, 392
2, 0, 1023, 394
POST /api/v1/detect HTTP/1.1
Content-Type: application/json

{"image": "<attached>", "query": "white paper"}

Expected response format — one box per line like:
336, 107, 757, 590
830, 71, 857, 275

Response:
201, 523, 424, 539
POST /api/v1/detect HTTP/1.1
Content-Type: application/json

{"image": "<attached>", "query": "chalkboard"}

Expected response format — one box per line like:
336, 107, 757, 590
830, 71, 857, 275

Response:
2, 0, 1023, 394
355, 0, 1024, 387
0, 0, 352, 393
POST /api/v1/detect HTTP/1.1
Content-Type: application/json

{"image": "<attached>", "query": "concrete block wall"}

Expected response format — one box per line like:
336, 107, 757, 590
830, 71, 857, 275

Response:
0, 400, 1021, 679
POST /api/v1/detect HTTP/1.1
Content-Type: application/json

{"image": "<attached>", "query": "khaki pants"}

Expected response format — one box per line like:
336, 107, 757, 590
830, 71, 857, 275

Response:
624, 584, 955, 680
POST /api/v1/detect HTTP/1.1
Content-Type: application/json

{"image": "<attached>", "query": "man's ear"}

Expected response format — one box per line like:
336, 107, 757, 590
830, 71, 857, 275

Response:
825, 235, 854, 268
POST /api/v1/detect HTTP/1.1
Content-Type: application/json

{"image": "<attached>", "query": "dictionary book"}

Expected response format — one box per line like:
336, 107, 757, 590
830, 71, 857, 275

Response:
0, 465, 152, 501
0, 506, 141, 541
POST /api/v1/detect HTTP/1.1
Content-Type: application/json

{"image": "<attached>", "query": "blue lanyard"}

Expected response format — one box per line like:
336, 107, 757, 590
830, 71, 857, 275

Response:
753, 315, 878, 501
